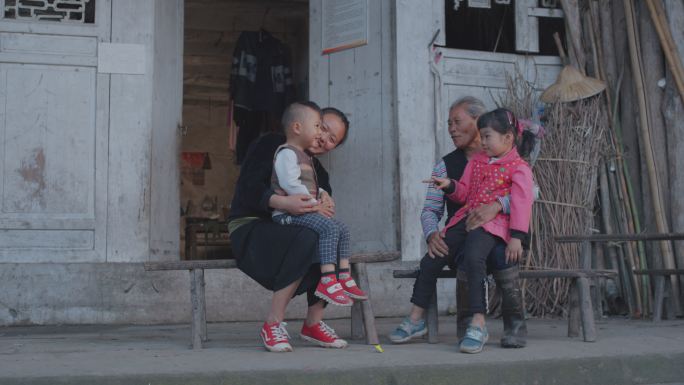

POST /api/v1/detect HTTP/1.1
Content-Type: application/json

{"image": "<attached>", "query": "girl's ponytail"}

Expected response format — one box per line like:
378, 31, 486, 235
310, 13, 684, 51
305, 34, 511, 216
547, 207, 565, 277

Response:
517, 129, 537, 158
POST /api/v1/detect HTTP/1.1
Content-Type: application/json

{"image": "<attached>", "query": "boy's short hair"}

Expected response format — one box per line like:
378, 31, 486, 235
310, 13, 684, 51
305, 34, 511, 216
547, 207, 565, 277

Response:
321, 107, 350, 145
281, 101, 322, 133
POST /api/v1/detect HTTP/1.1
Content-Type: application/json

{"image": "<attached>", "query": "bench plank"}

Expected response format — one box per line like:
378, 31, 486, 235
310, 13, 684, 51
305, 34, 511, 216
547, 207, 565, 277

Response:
144, 259, 237, 271
633, 269, 684, 275
145, 251, 400, 272
392, 268, 617, 279
555, 233, 684, 242
349, 252, 400, 264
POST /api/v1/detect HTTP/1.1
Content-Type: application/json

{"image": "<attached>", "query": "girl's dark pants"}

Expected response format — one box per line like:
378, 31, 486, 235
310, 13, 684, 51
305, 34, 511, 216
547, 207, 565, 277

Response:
410, 220, 528, 346
411, 220, 500, 314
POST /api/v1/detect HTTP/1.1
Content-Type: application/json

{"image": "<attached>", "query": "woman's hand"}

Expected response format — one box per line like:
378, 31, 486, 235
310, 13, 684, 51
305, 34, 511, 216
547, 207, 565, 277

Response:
319, 191, 336, 216
315, 199, 336, 218
427, 231, 449, 258
505, 238, 523, 264
465, 201, 502, 231
423, 176, 452, 191
269, 194, 317, 216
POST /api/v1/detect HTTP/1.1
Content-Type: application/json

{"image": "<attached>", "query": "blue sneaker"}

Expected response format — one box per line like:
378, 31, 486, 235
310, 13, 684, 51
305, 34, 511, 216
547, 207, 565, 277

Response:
389, 317, 427, 344
459, 325, 489, 353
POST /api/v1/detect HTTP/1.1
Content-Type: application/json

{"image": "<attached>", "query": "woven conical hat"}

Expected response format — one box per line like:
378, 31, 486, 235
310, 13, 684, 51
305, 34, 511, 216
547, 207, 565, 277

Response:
540, 65, 606, 103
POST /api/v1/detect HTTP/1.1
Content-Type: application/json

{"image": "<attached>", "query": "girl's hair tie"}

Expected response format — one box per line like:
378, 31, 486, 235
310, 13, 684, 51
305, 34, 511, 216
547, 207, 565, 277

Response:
516, 121, 524, 136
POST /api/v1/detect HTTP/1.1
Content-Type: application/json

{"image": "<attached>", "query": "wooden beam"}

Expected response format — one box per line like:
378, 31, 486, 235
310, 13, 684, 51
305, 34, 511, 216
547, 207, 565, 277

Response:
146, 251, 400, 271
144, 259, 237, 271
633, 269, 684, 275
393, 269, 617, 279
555, 233, 684, 243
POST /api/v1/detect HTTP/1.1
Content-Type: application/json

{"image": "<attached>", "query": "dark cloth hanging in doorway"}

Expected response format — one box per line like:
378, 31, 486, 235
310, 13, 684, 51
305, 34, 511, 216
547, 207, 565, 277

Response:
230, 30, 295, 164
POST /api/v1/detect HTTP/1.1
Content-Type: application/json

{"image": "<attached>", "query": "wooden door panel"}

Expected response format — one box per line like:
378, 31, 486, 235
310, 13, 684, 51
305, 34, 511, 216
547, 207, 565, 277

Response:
0, 0, 110, 262
1, 64, 96, 216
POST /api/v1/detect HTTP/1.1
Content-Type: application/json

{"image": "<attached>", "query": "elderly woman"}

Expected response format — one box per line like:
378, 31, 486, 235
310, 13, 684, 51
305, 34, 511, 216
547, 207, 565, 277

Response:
228, 106, 350, 352
390, 96, 527, 350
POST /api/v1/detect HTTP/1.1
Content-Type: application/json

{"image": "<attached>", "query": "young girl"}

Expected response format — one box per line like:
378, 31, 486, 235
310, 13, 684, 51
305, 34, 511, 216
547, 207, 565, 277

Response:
429, 108, 535, 354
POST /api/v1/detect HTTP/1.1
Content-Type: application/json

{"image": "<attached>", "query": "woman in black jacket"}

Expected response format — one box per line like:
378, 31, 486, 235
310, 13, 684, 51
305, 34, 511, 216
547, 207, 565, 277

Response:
228, 106, 350, 352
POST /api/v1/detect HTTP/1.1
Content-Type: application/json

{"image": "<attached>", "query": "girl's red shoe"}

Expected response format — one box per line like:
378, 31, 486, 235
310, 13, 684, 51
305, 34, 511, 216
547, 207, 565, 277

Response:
338, 276, 368, 300
314, 277, 353, 306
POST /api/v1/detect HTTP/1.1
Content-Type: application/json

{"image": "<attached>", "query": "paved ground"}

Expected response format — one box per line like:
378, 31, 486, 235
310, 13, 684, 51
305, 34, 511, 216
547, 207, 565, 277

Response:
1, 316, 683, 385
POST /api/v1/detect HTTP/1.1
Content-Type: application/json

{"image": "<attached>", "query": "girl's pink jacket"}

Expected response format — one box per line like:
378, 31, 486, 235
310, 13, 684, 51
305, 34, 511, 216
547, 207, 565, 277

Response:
443, 148, 534, 243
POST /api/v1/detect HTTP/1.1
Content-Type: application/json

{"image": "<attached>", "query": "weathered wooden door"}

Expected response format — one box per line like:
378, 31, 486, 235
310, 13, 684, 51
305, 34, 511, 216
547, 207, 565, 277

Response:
434, 50, 561, 157
0, 0, 111, 262
435, 0, 564, 155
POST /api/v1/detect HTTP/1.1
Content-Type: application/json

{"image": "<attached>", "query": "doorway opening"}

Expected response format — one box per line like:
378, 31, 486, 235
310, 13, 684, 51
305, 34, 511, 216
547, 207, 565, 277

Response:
180, 0, 309, 259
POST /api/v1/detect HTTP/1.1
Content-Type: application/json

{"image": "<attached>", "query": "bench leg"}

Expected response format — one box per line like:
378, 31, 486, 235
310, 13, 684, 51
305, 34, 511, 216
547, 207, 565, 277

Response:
352, 262, 379, 345
350, 265, 364, 339
654, 275, 665, 322
190, 268, 206, 349
577, 277, 596, 342
185, 224, 198, 260
351, 304, 365, 340
199, 269, 208, 342
426, 288, 439, 344
568, 279, 581, 338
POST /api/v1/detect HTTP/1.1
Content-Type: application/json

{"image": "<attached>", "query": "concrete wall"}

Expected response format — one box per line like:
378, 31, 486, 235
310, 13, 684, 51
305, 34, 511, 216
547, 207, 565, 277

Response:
0, 0, 186, 324
0, 260, 459, 325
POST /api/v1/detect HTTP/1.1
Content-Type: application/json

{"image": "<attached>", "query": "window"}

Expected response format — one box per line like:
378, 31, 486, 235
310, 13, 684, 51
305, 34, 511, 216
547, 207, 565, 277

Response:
445, 0, 564, 55
4, 0, 95, 23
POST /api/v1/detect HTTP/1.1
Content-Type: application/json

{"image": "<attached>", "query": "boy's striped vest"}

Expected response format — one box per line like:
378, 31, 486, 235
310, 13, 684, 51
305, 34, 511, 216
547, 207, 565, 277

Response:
271, 144, 319, 199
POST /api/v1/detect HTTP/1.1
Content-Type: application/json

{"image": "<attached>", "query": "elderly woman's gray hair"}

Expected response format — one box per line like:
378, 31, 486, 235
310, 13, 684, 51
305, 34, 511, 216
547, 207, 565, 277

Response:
449, 96, 486, 119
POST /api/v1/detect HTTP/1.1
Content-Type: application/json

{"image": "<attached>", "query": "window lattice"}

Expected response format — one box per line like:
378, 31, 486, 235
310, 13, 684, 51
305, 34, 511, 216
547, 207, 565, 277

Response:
4, 0, 95, 23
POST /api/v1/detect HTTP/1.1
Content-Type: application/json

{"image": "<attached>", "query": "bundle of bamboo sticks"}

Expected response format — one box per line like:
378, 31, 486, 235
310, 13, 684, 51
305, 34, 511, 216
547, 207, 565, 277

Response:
503, 0, 684, 318
498, 73, 610, 317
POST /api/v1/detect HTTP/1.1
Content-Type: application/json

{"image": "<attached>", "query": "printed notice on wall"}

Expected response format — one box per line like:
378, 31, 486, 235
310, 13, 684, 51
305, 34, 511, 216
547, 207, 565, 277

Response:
322, 0, 368, 55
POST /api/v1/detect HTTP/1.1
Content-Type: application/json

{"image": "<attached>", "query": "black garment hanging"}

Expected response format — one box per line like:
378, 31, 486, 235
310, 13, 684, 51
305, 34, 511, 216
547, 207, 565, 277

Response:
230, 30, 295, 164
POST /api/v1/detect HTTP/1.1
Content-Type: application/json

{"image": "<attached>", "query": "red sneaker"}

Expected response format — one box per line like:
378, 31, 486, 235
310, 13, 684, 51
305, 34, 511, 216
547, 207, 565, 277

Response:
301, 321, 348, 348
339, 276, 368, 300
314, 277, 353, 306
260, 321, 293, 352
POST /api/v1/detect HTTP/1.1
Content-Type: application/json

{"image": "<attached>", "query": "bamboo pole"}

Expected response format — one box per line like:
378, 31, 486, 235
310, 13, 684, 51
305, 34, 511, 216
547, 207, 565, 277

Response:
588, 4, 647, 315
560, 0, 586, 73
622, 0, 682, 318
611, 66, 649, 316
661, 0, 684, 308
645, 0, 684, 106
599, 164, 622, 293
607, 159, 637, 315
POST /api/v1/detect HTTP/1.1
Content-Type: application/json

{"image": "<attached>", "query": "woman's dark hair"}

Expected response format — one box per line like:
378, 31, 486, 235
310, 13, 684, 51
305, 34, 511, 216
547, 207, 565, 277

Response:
321, 107, 350, 146
476, 108, 536, 157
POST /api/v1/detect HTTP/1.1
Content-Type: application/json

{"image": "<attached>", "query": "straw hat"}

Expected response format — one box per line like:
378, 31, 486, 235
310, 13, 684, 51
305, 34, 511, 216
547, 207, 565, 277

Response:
540, 65, 606, 103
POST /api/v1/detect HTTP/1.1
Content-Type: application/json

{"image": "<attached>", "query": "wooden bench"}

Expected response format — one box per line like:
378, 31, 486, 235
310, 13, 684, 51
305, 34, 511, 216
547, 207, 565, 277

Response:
144, 251, 399, 349
556, 232, 684, 322
393, 267, 617, 343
